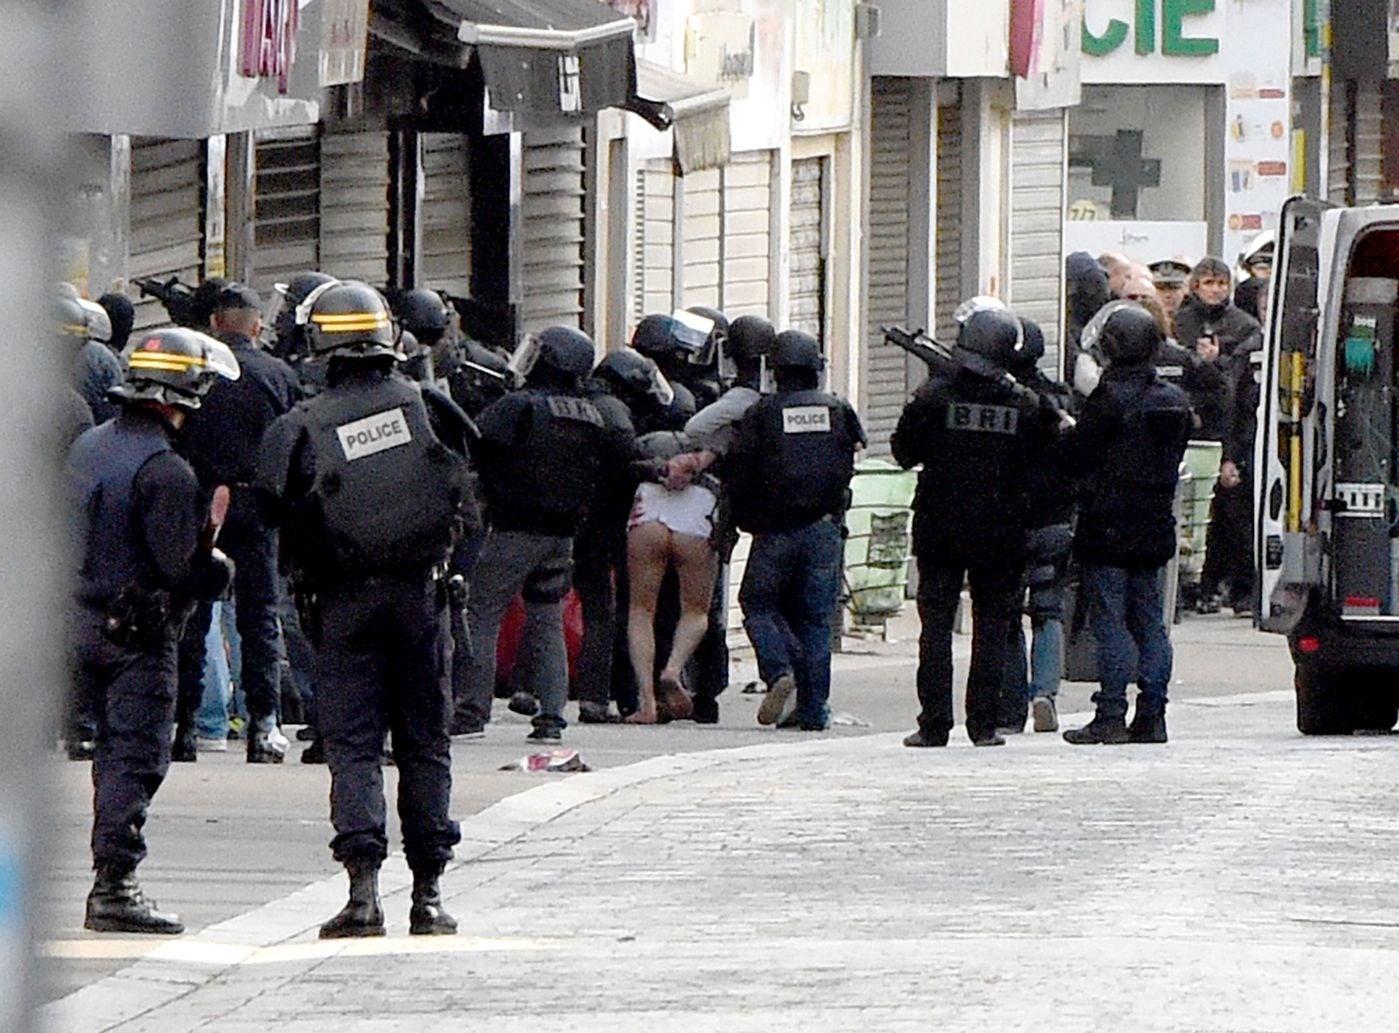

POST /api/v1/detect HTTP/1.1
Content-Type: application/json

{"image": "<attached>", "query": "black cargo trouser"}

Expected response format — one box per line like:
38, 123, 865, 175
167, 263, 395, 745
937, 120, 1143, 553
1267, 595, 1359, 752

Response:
73, 610, 179, 872
315, 570, 460, 871
915, 556, 1021, 741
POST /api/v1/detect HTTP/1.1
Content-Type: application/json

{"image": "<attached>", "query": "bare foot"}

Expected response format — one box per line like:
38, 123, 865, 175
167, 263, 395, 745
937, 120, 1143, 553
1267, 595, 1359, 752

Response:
656, 673, 693, 722
626, 697, 659, 724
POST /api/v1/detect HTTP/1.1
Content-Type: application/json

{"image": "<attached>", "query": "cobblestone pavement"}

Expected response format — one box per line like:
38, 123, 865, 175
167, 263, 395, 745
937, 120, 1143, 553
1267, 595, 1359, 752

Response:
43, 684, 1399, 1033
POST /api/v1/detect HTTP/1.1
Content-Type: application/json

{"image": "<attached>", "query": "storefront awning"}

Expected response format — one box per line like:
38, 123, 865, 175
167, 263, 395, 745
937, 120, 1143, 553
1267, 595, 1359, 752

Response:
627, 59, 732, 174
426, 0, 638, 116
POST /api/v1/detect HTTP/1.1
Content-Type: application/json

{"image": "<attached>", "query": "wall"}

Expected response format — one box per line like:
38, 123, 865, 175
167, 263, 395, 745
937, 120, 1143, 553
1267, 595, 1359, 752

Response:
866, 0, 1011, 78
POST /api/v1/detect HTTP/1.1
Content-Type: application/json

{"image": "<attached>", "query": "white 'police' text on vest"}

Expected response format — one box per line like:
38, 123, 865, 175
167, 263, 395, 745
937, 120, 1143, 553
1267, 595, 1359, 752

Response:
946, 402, 1018, 435
547, 396, 605, 427
336, 408, 413, 461
782, 406, 831, 433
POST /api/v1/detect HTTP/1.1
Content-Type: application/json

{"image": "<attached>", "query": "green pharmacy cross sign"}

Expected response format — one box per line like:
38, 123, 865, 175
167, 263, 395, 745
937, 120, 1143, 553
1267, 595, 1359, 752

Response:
1083, 0, 1219, 58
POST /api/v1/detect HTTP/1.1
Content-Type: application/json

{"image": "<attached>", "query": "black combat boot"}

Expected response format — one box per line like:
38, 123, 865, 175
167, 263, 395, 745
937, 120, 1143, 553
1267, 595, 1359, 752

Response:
408, 866, 457, 936
319, 862, 385, 939
1128, 702, 1168, 744
1063, 713, 1131, 745
84, 867, 184, 934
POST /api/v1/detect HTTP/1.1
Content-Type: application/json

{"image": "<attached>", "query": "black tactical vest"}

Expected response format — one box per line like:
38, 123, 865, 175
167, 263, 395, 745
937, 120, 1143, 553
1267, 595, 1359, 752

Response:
68, 412, 173, 607
735, 389, 856, 533
302, 375, 468, 574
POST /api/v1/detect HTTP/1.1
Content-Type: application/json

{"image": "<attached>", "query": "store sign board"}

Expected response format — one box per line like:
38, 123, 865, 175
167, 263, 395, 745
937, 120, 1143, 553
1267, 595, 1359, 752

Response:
319, 0, 370, 87
1013, 0, 1084, 110
1081, 0, 1226, 82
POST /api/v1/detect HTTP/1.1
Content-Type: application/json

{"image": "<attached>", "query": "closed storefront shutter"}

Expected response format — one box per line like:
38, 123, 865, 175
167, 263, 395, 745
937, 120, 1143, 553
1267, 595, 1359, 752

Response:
1008, 108, 1066, 375
633, 160, 676, 321
252, 127, 320, 297
935, 98, 964, 342
1327, 81, 1352, 205
681, 167, 722, 310
1353, 80, 1383, 205
419, 133, 471, 295
128, 137, 204, 330
788, 157, 826, 343
319, 131, 390, 287
520, 126, 586, 333
719, 152, 771, 317
863, 78, 913, 457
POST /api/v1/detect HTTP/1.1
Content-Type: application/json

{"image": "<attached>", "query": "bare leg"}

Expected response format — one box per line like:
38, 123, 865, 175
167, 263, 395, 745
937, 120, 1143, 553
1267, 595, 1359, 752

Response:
625, 522, 669, 724
661, 533, 718, 682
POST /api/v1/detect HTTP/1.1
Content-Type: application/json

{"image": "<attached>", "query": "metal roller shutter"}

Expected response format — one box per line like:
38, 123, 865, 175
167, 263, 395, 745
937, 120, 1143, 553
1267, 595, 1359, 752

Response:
252, 127, 320, 297
1328, 81, 1352, 205
863, 79, 913, 457
419, 133, 471, 295
1008, 108, 1066, 375
719, 152, 771, 317
128, 137, 204, 330
1353, 80, 1383, 205
521, 127, 586, 333
632, 160, 676, 321
682, 167, 722, 310
935, 99, 964, 342
788, 157, 826, 344
319, 131, 390, 286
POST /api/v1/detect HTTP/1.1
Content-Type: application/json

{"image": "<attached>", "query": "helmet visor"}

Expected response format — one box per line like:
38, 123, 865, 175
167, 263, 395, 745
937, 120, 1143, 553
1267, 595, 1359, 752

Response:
1078, 299, 1138, 359
199, 334, 242, 381
649, 366, 676, 408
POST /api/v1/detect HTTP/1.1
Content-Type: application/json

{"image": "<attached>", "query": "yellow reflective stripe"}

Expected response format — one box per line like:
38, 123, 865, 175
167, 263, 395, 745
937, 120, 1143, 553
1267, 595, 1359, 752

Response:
128, 354, 207, 372
311, 312, 390, 327
62, 323, 90, 335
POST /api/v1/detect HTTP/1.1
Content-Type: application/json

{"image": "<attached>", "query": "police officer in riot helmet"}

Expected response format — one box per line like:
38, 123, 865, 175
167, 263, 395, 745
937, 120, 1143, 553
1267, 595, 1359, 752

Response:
454, 326, 634, 739
593, 345, 683, 434
893, 306, 1061, 748
69, 328, 240, 934
681, 305, 728, 408
631, 315, 700, 422
1060, 304, 1191, 746
271, 271, 338, 392
727, 330, 865, 729
61, 295, 124, 426
998, 317, 1075, 735
256, 280, 478, 939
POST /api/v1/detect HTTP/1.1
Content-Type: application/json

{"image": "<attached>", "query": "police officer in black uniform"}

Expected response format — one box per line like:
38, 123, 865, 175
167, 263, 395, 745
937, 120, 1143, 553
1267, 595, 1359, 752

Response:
257, 281, 477, 938
271, 271, 337, 379
69, 328, 240, 933
1061, 305, 1192, 745
175, 284, 301, 764
727, 330, 864, 730
453, 327, 633, 740
893, 308, 1061, 748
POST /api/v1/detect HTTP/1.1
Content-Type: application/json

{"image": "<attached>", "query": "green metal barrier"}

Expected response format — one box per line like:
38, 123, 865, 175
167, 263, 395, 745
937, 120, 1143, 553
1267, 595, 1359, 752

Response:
843, 458, 917, 623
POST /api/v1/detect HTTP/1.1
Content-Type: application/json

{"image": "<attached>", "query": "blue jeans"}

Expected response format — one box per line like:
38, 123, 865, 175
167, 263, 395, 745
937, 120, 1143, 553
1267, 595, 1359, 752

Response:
738, 519, 843, 728
1082, 564, 1172, 716
196, 601, 232, 739
1028, 617, 1064, 700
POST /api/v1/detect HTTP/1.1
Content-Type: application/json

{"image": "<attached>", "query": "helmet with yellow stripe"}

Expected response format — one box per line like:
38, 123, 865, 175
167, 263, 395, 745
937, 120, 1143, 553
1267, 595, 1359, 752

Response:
110, 328, 241, 411
300, 280, 396, 360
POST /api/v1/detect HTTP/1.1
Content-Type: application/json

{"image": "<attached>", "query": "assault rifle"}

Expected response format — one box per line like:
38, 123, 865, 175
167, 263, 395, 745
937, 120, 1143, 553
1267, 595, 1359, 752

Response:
134, 276, 198, 328
882, 324, 1075, 424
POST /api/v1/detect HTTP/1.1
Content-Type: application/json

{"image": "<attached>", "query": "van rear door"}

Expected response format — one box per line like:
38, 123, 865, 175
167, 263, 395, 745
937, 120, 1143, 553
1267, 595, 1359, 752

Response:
1255, 196, 1331, 633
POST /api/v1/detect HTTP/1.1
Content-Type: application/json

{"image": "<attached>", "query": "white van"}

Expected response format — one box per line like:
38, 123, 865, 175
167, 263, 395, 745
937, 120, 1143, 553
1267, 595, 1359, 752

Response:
1256, 196, 1399, 734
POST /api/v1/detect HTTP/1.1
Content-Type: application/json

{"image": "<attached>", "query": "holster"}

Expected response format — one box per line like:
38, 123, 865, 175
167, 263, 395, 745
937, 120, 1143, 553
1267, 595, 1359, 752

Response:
103, 588, 172, 650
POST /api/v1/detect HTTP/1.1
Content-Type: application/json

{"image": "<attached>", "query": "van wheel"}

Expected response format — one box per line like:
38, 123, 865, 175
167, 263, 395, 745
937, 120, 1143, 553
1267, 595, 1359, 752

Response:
1294, 663, 1354, 735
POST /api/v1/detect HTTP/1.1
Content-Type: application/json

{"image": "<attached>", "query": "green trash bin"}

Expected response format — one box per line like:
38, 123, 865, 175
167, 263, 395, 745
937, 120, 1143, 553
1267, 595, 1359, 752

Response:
843, 458, 917, 625
1177, 439, 1222, 601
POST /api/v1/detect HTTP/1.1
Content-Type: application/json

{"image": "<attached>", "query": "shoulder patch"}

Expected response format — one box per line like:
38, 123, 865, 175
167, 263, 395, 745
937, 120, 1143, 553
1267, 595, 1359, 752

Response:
547, 396, 605, 427
782, 405, 831, 433
336, 407, 413, 461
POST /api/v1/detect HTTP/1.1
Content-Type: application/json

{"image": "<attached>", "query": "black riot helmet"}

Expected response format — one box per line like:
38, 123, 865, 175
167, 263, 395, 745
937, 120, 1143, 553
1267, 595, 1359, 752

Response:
532, 326, 597, 381
595, 346, 675, 409
631, 314, 682, 361
956, 308, 1023, 370
1010, 317, 1046, 379
273, 271, 336, 352
302, 280, 396, 360
1098, 304, 1163, 368
771, 330, 823, 372
725, 315, 777, 364
109, 327, 241, 411
393, 289, 453, 345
